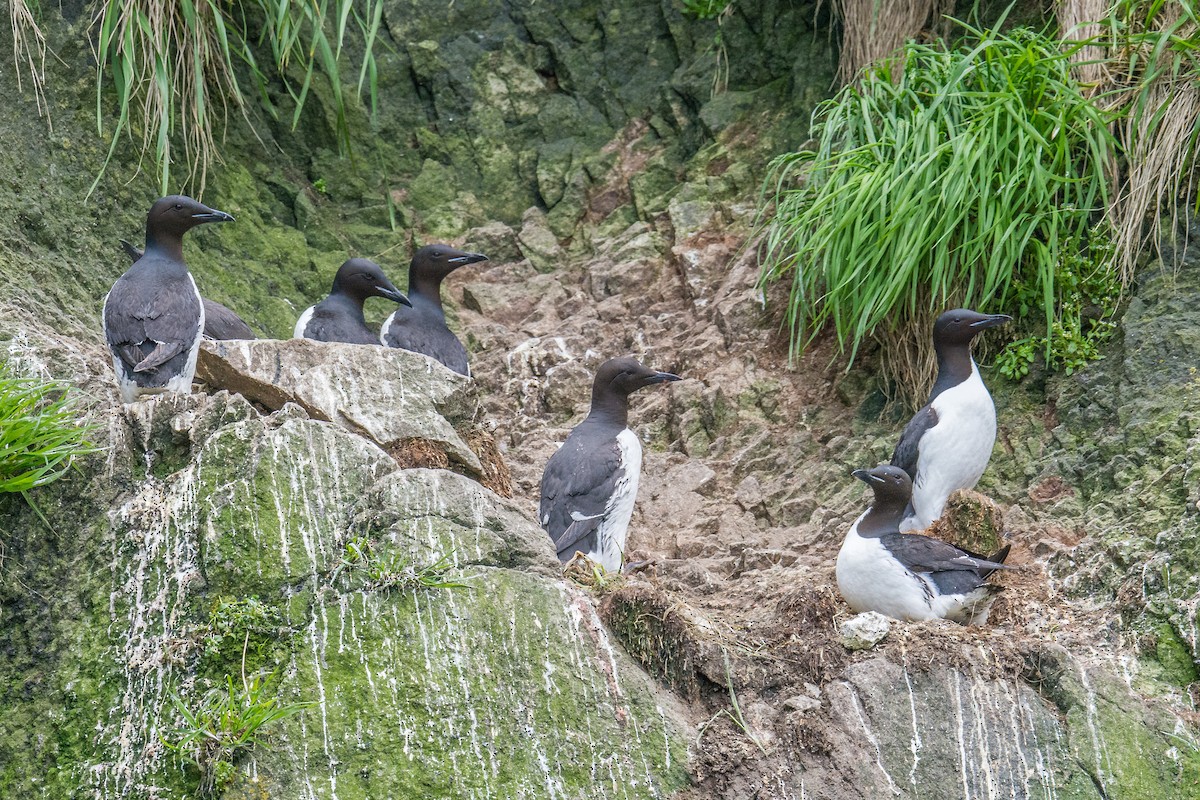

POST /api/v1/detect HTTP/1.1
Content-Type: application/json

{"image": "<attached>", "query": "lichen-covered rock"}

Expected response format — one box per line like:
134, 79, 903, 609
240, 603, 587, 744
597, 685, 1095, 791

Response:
197, 338, 484, 475
0, 370, 690, 799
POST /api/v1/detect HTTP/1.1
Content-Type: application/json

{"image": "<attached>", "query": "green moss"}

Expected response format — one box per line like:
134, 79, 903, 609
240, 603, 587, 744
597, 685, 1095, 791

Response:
1154, 623, 1200, 687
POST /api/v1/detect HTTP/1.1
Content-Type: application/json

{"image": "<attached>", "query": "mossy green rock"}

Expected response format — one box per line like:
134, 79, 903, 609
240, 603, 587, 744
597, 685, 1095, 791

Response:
0, 380, 688, 799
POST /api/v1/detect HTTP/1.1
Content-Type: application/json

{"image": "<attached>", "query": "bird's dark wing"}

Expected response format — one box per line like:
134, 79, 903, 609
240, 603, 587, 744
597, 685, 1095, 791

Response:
104, 271, 201, 373
879, 533, 1011, 574
891, 404, 939, 479
203, 298, 255, 340
539, 435, 624, 561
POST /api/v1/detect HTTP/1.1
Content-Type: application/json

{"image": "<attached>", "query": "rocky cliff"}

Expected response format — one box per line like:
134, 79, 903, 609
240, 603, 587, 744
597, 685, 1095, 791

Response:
1, 2, 1198, 799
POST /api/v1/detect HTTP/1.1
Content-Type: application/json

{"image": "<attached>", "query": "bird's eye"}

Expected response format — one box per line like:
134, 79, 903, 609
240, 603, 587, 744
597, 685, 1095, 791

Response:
174, 203, 184, 210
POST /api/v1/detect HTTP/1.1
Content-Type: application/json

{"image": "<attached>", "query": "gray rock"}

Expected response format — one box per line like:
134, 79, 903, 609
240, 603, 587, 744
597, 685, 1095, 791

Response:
838, 612, 892, 650
197, 338, 483, 474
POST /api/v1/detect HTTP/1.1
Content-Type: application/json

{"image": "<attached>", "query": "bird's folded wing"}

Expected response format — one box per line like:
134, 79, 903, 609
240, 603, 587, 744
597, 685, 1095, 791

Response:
890, 404, 939, 479
878, 532, 1012, 574
539, 439, 624, 553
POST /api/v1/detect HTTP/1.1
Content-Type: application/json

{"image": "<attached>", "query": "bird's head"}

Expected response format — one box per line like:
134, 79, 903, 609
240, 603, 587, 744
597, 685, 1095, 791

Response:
146, 195, 234, 240
332, 258, 412, 307
932, 308, 1011, 346
852, 464, 913, 505
593, 356, 682, 399
411, 244, 489, 285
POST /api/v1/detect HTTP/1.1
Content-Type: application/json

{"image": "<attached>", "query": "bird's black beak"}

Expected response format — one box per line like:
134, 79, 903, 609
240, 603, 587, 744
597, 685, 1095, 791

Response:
970, 314, 1012, 329
192, 207, 235, 224
377, 285, 413, 307
449, 252, 489, 266
645, 371, 682, 386
852, 469, 884, 484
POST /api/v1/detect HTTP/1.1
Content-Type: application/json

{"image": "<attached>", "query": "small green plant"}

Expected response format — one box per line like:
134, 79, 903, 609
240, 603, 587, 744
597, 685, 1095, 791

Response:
995, 229, 1120, 380
679, 0, 732, 20
0, 363, 98, 498
164, 671, 313, 795
331, 535, 473, 593
313, 177, 329, 195
756, 24, 1117, 402
196, 596, 286, 669
697, 648, 767, 754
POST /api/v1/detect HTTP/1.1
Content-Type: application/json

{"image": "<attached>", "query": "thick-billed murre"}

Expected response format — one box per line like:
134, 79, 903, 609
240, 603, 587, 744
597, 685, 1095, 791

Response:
380, 244, 489, 375
836, 465, 1011, 625
891, 308, 1011, 531
294, 258, 410, 345
539, 357, 681, 572
103, 195, 233, 403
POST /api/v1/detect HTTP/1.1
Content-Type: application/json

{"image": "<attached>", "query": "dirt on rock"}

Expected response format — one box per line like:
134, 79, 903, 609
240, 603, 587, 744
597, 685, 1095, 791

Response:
440, 206, 1145, 797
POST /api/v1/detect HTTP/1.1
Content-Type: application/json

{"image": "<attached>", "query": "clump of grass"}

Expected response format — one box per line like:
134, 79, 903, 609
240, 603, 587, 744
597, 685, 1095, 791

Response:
89, 0, 385, 195
756, 24, 1117, 404
0, 362, 98, 497
164, 671, 312, 796
331, 535, 473, 594
1096, 1, 1200, 280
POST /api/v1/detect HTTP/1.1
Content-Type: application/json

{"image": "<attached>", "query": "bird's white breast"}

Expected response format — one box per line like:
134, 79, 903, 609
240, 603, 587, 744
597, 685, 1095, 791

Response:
836, 516, 938, 622
294, 306, 315, 339
905, 363, 996, 530
380, 309, 399, 345
590, 428, 642, 572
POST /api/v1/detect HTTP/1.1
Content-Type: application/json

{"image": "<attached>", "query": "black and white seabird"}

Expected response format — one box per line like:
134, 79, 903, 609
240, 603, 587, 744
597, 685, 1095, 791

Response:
836, 465, 1011, 625
380, 244, 489, 375
294, 258, 411, 345
891, 308, 1011, 531
539, 357, 682, 572
120, 239, 255, 340
103, 195, 234, 403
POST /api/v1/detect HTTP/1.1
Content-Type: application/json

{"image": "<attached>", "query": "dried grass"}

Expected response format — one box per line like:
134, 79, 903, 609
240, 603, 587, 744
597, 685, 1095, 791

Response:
8, 0, 52, 129
1100, 2, 1200, 280
828, 0, 953, 85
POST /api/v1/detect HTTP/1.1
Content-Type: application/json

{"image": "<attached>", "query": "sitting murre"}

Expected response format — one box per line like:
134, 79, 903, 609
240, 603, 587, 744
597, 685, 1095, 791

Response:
836, 465, 1012, 625
294, 258, 411, 344
380, 244, 489, 376
891, 308, 1011, 531
539, 357, 681, 572
103, 195, 234, 403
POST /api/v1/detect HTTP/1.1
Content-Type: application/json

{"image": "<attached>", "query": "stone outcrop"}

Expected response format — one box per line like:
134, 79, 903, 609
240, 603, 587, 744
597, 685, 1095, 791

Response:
0, 329, 689, 799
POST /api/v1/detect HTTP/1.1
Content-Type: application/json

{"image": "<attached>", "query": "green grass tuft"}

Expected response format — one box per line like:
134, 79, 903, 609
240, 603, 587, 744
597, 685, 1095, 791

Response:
0, 362, 98, 496
88, 0, 385, 196
165, 671, 313, 796
756, 24, 1118, 401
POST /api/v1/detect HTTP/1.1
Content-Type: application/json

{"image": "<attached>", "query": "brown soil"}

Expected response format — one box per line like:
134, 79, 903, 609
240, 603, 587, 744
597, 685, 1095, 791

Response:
448, 211, 1123, 798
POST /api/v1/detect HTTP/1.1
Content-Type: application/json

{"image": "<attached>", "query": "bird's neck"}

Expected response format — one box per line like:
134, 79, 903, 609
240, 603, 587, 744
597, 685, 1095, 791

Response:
855, 499, 907, 538
144, 234, 186, 265
408, 273, 446, 312
930, 341, 976, 401
325, 291, 368, 322
585, 394, 630, 429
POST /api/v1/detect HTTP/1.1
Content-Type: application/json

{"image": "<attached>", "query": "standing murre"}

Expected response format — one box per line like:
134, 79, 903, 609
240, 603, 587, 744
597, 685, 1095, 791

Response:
539, 357, 681, 572
294, 258, 411, 345
120, 239, 255, 340
103, 195, 234, 403
891, 308, 1011, 531
380, 244, 489, 375
836, 465, 1012, 625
